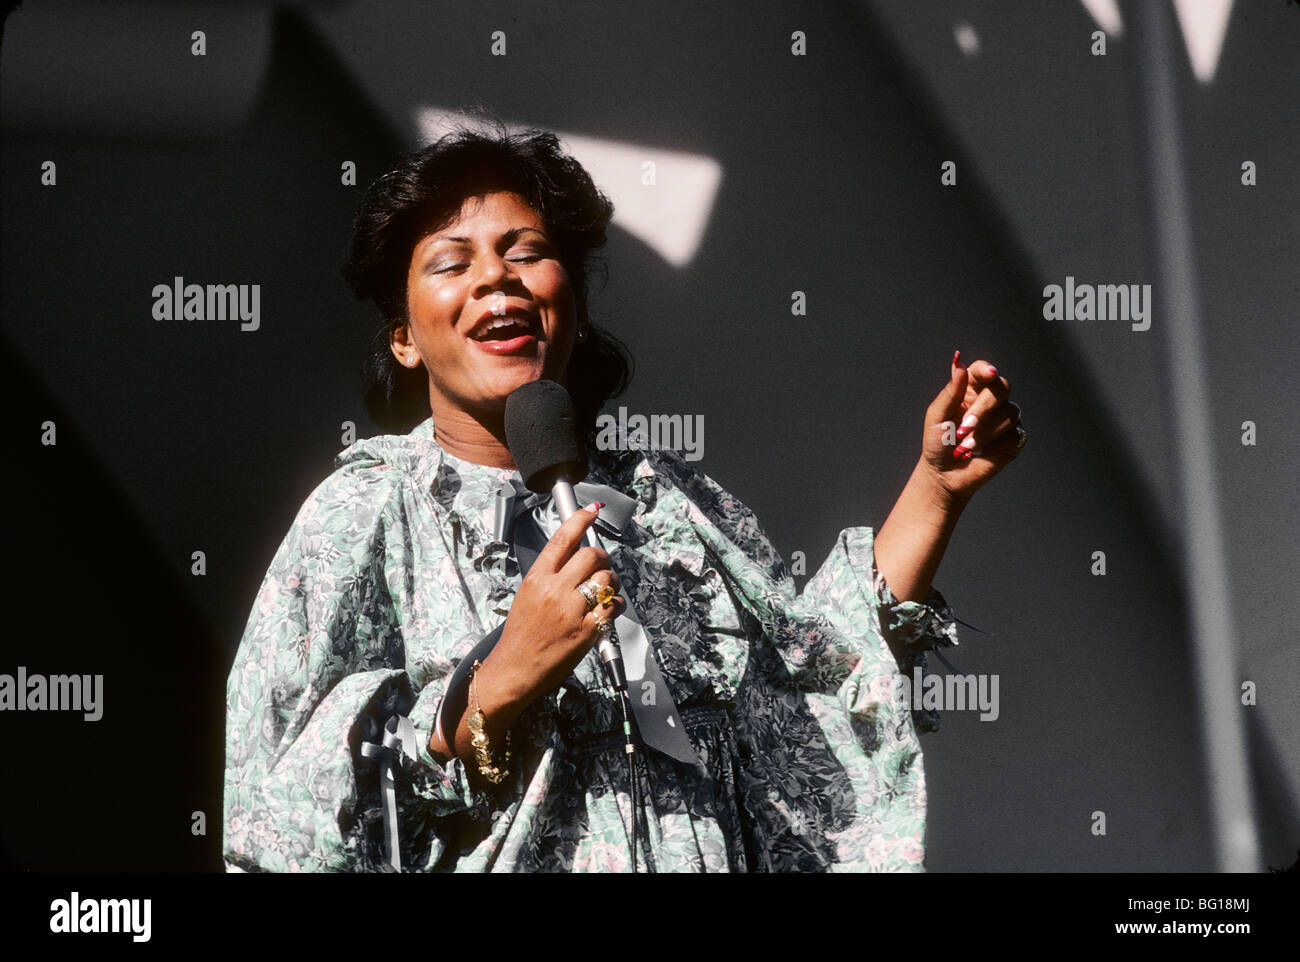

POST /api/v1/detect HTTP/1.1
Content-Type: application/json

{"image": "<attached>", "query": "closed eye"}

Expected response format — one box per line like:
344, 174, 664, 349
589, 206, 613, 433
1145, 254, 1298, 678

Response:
432, 253, 544, 274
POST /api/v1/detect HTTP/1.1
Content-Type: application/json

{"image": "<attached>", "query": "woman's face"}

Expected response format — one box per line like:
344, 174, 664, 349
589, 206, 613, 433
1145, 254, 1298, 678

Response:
397, 190, 578, 422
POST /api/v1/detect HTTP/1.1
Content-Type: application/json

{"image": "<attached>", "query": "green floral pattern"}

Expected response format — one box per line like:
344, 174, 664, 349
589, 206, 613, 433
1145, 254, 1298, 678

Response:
223, 418, 958, 872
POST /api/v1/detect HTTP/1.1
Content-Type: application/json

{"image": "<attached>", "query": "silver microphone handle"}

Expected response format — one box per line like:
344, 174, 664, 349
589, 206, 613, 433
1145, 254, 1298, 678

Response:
552, 479, 625, 689
552, 479, 601, 547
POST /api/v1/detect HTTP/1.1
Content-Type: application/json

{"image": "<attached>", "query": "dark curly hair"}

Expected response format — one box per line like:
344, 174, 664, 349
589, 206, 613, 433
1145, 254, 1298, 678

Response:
342, 114, 633, 435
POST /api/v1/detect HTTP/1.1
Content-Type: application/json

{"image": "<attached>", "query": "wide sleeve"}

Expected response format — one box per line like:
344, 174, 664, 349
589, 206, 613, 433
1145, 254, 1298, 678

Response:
645, 450, 962, 869
222, 460, 478, 873
809, 527, 959, 734
647, 449, 960, 731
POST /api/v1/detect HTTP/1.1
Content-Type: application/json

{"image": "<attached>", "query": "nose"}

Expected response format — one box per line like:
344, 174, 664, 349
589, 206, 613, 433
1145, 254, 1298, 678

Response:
470, 251, 520, 298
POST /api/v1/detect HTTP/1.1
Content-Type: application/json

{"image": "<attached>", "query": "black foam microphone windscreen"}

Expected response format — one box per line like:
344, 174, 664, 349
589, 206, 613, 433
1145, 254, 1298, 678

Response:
503, 379, 588, 493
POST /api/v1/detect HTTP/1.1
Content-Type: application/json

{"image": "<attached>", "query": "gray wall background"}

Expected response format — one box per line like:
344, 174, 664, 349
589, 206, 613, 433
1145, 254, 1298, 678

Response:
2, 0, 1295, 871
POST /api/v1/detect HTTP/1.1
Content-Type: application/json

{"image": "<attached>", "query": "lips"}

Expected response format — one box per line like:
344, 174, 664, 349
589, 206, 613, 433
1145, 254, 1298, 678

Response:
472, 333, 537, 355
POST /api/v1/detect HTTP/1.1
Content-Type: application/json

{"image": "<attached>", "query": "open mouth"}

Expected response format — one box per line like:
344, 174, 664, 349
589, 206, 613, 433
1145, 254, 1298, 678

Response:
467, 310, 541, 356
469, 311, 538, 342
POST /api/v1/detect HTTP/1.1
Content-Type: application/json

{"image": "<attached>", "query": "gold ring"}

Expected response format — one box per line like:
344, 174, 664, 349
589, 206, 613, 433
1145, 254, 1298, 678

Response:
593, 616, 615, 635
576, 581, 599, 611
594, 584, 618, 607
1015, 426, 1027, 450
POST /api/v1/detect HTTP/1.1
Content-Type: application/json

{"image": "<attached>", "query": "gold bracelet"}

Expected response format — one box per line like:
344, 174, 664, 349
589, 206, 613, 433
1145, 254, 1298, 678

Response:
466, 660, 511, 784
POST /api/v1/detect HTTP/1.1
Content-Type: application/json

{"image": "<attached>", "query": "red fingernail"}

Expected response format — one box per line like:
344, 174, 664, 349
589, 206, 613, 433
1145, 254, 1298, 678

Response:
988, 366, 998, 377
953, 350, 962, 367
594, 502, 605, 510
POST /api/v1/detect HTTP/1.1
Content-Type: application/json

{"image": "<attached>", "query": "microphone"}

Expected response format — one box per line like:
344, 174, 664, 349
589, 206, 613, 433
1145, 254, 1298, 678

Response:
505, 380, 628, 692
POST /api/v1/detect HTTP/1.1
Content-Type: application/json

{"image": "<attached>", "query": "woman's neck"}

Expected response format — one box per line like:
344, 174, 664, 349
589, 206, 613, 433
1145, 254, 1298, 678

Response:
428, 400, 517, 469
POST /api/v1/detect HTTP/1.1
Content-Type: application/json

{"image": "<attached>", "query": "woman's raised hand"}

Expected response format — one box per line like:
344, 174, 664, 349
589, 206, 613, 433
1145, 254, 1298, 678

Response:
920, 350, 1024, 501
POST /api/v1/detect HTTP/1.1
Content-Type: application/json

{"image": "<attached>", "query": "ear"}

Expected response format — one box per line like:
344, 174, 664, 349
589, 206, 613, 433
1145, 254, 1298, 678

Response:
389, 322, 419, 368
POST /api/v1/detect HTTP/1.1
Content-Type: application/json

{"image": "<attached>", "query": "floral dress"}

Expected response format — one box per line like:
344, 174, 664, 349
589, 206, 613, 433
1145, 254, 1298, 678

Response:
223, 417, 960, 872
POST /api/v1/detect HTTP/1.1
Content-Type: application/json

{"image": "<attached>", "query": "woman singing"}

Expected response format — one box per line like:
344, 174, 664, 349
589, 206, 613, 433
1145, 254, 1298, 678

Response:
222, 119, 1025, 872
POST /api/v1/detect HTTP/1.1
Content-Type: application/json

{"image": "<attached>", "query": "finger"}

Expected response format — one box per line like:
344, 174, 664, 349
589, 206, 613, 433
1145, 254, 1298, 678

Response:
932, 350, 970, 422
578, 585, 627, 630
965, 359, 1004, 389
533, 502, 603, 573
569, 577, 626, 629
956, 400, 1020, 456
955, 366, 1011, 441
587, 593, 628, 623
585, 568, 623, 595
559, 544, 615, 588
960, 362, 1008, 409
573, 568, 623, 609
963, 423, 1026, 463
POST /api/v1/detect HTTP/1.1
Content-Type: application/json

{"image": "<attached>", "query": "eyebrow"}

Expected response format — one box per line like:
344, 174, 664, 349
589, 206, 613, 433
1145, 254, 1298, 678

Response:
426, 227, 549, 245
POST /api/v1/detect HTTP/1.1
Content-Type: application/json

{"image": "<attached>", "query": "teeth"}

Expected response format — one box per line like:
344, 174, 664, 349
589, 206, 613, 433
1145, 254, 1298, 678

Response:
475, 314, 531, 338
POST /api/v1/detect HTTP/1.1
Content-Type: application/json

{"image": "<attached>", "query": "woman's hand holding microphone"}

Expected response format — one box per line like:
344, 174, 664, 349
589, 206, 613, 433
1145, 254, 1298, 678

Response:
429, 502, 626, 768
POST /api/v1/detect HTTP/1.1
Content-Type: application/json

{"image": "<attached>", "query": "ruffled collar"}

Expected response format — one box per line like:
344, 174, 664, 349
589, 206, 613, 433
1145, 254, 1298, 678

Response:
334, 415, 661, 557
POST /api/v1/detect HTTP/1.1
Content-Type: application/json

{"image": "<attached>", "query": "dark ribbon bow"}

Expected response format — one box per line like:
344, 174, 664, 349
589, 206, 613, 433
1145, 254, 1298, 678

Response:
491, 477, 639, 567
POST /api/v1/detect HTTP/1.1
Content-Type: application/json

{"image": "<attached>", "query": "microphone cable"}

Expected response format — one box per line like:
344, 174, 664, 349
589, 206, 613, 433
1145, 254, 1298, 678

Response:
615, 683, 639, 873
597, 629, 641, 873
